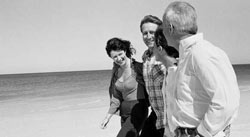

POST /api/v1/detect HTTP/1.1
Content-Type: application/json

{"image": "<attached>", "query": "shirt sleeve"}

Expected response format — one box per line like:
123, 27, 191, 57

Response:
108, 63, 119, 99
108, 88, 122, 114
194, 56, 233, 137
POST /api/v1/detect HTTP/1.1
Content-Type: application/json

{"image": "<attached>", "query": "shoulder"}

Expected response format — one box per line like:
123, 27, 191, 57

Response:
131, 59, 145, 84
131, 59, 143, 74
132, 59, 143, 69
191, 39, 218, 60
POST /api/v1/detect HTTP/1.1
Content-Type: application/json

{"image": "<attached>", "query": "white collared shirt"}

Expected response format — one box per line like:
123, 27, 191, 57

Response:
165, 33, 240, 137
162, 66, 177, 137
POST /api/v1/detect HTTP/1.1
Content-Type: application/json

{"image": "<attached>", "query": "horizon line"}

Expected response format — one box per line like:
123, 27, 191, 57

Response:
0, 63, 250, 76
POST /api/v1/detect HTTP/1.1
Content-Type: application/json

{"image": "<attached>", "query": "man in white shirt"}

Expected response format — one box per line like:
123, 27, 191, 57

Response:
161, 1, 240, 137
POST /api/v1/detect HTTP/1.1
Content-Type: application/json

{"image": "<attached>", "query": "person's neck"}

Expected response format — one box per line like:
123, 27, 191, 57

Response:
161, 58, 170, 69
170, 41, 179, 52
180, 33, 193, 40
161, 55, 175, 69
120, 58, 131, 70
147, 47, 153, 52
147, 47, 154, 58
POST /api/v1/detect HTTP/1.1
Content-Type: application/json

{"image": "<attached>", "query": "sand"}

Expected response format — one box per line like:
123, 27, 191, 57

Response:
0, 83, 249, 137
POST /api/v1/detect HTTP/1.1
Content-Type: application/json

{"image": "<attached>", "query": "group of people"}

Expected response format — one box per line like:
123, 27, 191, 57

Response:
100, 1, 240, 137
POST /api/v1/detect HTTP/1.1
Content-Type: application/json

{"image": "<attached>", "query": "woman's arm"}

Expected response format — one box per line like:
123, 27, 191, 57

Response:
100, 113, 113, 129
100, 87, 122, 129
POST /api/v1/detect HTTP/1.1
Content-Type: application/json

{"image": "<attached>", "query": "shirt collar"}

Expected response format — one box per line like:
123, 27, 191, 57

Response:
179, 33, 203, 58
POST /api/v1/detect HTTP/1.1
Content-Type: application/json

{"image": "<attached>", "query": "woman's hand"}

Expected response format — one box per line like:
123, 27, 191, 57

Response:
142, 49, 152, 62
100, 114, 112, 129
100, 117, 109, 129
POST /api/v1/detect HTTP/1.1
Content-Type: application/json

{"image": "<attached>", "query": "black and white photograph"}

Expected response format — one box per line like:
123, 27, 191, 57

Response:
0, 0, 249, 137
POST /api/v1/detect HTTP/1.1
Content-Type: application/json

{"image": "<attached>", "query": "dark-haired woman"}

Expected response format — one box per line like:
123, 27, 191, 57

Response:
100, 37, 148, 137
153, 26, 179, 137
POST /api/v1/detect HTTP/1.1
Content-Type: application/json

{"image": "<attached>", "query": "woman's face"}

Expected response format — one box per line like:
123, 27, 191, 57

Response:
141, 22, 159, 48
110, 50, 127, 66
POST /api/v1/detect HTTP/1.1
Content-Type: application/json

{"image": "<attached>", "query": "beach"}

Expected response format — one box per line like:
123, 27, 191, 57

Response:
0, 65, 249, 137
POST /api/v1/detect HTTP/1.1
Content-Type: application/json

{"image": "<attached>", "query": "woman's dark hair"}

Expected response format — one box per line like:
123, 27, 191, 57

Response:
140, 15, 162, 32
106, 37, 135, 58
154, 26, 179, 58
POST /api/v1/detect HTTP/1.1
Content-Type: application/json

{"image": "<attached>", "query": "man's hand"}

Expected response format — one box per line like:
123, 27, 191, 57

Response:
142, 49, 152, 62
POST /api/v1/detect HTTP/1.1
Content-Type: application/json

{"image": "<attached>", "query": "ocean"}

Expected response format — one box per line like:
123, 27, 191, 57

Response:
0, 64, 249, 101
0, 70, 112, 101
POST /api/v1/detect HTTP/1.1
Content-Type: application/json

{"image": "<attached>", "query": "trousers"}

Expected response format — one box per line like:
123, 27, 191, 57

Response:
117, 100, 148, 137
139, 109, 165, 137
174, 125, 231, 137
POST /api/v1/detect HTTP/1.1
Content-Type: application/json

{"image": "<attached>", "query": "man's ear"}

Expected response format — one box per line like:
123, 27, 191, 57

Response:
169, 24, 174, 35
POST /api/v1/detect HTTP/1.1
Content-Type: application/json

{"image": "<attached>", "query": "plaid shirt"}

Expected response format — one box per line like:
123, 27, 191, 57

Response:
143, 56, 166, 129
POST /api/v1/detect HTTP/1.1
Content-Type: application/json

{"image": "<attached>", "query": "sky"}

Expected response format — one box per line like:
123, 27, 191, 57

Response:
0, 0, 250, 74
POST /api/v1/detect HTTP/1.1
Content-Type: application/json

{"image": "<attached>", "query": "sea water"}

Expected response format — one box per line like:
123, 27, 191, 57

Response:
0, 65, 249, 101
0, 70, 112, 101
